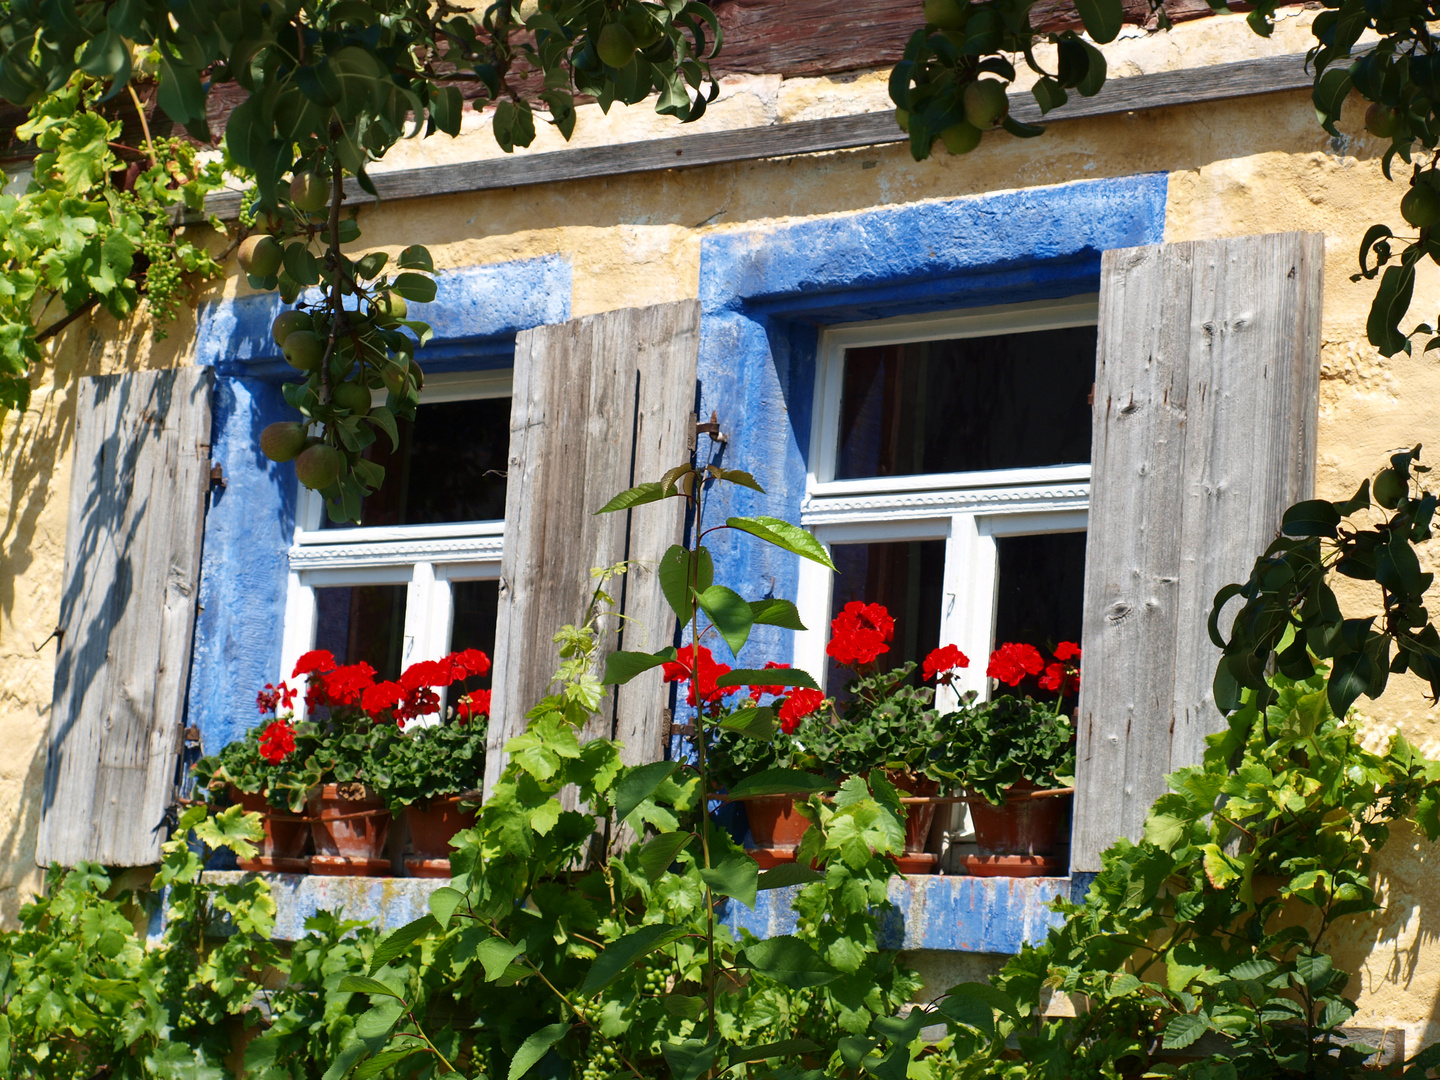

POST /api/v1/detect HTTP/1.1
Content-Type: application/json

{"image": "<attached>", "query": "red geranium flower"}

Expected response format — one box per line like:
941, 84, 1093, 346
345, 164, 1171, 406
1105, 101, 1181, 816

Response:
987, 643, 1045, 687
360, 680, 405, 715
662, 644, 736, 707
777, 687, 825, 734
457, 689, 492, 722
1054, 641, 1082, 662
447, 648, 492, 679
748, 661, 791, 702
256, 681, 297, 714
396, 687, 441, 724
258, 720, 296, 764
922, 645, 970, 684
826, 602, 895, 667
292, 649, 337, 678
322, 661, 377, 707
400, 660, 448, 692
1038, 662, 1080, 696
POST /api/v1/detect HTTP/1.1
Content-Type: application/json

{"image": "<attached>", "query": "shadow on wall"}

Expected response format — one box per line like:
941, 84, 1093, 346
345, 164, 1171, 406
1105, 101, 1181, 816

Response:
0, 741, 46, 922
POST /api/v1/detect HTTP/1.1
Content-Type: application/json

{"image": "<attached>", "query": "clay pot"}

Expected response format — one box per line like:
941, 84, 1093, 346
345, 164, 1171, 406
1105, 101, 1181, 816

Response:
961, 782, 1071, 878
886, 771, 941, 852
230, 787, 308, 873
308, 783, 392, 876
743, 796, 811, 849
404, 795, 477, 878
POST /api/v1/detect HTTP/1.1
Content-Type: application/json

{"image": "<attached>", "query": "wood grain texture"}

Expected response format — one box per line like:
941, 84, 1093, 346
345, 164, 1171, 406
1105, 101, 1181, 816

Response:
484, 301, 699, 798
37, 367, 214, 867
195, 52, 1313, 222
1071, 233, 1322, 874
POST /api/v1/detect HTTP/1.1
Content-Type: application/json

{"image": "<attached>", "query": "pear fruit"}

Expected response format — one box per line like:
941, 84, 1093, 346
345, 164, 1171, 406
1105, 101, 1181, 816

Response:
271, 309, 312, 347
331, 380, 372, 415
290, 172, 331, 214
1402, 184, 1440, 228
282, 329, 326, 371
374, 291, 408, 325
238, 234, 283, 278
963, 79, 1009, 129
295, 443, 343, 490
1366, 103, 1400, 138
923, 0, 968, 30
940, 121, 982, 155
260, 421, 309, 463
598, 23, 638, 68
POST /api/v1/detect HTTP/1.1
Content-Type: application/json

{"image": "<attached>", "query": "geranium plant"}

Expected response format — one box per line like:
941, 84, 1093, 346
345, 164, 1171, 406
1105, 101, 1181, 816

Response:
701, 660, 829, 792
192, 681, 322, 812
930, 640, 1080, 802
378, 650, 493, 815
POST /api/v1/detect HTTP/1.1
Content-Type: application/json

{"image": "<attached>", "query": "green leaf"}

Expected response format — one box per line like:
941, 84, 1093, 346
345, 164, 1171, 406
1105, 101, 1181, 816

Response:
1295, 951, 1334, 990
428, 886, 466, 929
432, 85, 463, 136
699, 854, 759, 909
615, 761, 680, 821
338, 975, 404, 998
602, 647, 675, 686
397, 245, 434, 272
716, 668, 819, 690
354, 998, 405, 1040
477, 937, 526, 982
637, 831, 694, 881
368, 915, 437, 973
579, 924, 687, 995
725, 516, 835, 570
596, 481, 669, 514
757, 863, 825, 890
728, 1039, 822, 1063
658, 544, 713, 624
354, 1048, 426, 1079
716, 469, 764, 492
509, 1023, 570, 1080
1075, 0, 1123, 42
1161, 1013, 1207, 1050
1281, 498, 1343, 538
739, 935, 840, 988
661, 1038, 719, 1080
718, 707, 776, 739
661, 994, 707, 1019
727, 769, 835, 798
1368, 262, 1416, 357
697, 584, 754, 654
390, 272, 437, 304
1032, 77, 1068, 114
748, 598, 806, 631
194, 804, 264, 861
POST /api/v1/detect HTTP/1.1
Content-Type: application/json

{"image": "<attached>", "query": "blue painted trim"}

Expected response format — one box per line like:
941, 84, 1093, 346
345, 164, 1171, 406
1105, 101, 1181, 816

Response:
723, 874, 1068, 953
184, 257, 573, 755
192, 256, 572, 380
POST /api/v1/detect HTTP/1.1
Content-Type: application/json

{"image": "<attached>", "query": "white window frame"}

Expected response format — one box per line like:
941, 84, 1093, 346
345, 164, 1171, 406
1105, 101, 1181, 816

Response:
795, 296, 1097, 707
280, 369, 512, 704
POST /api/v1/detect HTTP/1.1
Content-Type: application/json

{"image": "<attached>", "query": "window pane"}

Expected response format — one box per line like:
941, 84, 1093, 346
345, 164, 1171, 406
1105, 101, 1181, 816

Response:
314, 584, 407, 679
835, 326, 1096, 479
827, 539, 945, 687
992, 532, 1087, 653
323, 396, 510, 528
449, 579, 498, 689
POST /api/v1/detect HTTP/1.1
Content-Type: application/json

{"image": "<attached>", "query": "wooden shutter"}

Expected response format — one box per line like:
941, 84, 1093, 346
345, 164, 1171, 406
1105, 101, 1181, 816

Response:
38, 367, 215, 867
1071, 232, 1323, 873
484, 301, 700, 796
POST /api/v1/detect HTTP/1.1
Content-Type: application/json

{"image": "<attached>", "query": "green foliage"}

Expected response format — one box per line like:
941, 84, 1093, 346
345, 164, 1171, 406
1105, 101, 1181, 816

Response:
378, 717, 488, 813
806, 661, 948, 777
0, 74, 226, 416
931, 694, 1076, 803
192, 718, 325, 812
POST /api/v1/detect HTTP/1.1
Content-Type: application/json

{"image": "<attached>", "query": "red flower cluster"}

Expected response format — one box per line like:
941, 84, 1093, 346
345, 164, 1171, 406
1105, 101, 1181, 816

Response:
456, 689, 492, 722
777, 687, 825, 734
1038, 642, 1082, 696
748, 661, 791, 702
259, 720, 296, 764
922, 645, 970, 685
662, 644, 738, 707
987, 643, 1045, 686
286, 646, 493, 724
256, 681, 297, 715
826, 602, 895, 667
292, 649, 338, 678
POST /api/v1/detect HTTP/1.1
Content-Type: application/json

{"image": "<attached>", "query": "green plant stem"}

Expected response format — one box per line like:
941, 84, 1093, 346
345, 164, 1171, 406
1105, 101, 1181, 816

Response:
126, 83, 156, 166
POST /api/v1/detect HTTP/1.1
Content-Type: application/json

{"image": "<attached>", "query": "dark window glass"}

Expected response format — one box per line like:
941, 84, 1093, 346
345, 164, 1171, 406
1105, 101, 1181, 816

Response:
827, 539, 945, 688
449, 579, 499, 689
992, 532, 1087, 653
314, 584, 407, 679
835, 326, 1096, 480
323, 396, 510, 528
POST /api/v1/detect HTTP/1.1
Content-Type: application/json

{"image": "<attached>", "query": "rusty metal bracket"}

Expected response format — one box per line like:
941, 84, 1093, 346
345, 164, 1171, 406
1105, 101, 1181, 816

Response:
209, 462, 227, 489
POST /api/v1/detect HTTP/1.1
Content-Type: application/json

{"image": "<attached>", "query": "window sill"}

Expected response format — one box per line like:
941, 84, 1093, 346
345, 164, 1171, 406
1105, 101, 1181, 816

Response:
203, 871, 1084, 952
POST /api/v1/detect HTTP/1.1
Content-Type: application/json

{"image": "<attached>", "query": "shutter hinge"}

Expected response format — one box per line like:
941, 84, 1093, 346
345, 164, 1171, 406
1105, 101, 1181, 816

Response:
694, 410, 726, 444
209, 462, 227, 489
183, 726, 202, 744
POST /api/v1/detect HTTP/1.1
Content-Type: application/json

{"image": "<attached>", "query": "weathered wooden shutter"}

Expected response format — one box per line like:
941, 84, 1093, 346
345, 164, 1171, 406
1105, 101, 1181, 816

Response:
1072, 232, 1323, 873
38, 367, 215, 867
484, 301, 699, 796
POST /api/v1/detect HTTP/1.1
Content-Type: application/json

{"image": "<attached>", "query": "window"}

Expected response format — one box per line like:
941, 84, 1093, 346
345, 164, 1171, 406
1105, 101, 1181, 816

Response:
795, 298, 1096, 704
280, 370, 510, 703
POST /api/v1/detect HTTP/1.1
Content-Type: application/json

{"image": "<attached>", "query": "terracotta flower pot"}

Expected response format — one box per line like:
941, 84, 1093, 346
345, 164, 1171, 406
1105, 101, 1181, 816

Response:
743, 796, 811, 849
962, 782, 1071, 878
404, 795, 477, 878
308, 783, 392, 876
230, 787, 308, 873
883, 771, 941, 874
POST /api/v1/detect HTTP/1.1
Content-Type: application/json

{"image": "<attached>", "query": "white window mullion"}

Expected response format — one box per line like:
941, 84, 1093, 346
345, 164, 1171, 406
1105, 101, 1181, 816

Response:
941, 513, 995, 710
280, 570, 317, 718
794, 539, 835, 690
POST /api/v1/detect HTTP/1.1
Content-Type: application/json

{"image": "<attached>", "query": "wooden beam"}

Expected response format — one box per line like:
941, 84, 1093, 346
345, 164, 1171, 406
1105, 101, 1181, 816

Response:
198, 51, 1311, 221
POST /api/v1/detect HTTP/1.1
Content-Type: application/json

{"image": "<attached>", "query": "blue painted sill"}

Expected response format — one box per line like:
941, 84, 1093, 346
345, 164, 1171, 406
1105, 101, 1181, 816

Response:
201, 871, 1078, 951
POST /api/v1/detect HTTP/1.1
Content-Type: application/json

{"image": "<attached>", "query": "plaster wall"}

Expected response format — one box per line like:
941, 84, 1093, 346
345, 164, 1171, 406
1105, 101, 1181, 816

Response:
4, 1, 1440, 1046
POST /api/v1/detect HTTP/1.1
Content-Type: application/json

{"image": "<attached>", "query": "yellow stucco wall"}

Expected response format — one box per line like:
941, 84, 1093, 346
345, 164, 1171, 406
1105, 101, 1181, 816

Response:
6, 2, 1440, 1046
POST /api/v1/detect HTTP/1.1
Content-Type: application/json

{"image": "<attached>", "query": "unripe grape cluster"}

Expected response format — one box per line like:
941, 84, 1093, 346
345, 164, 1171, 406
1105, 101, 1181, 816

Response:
580, 1040, 622, 1080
